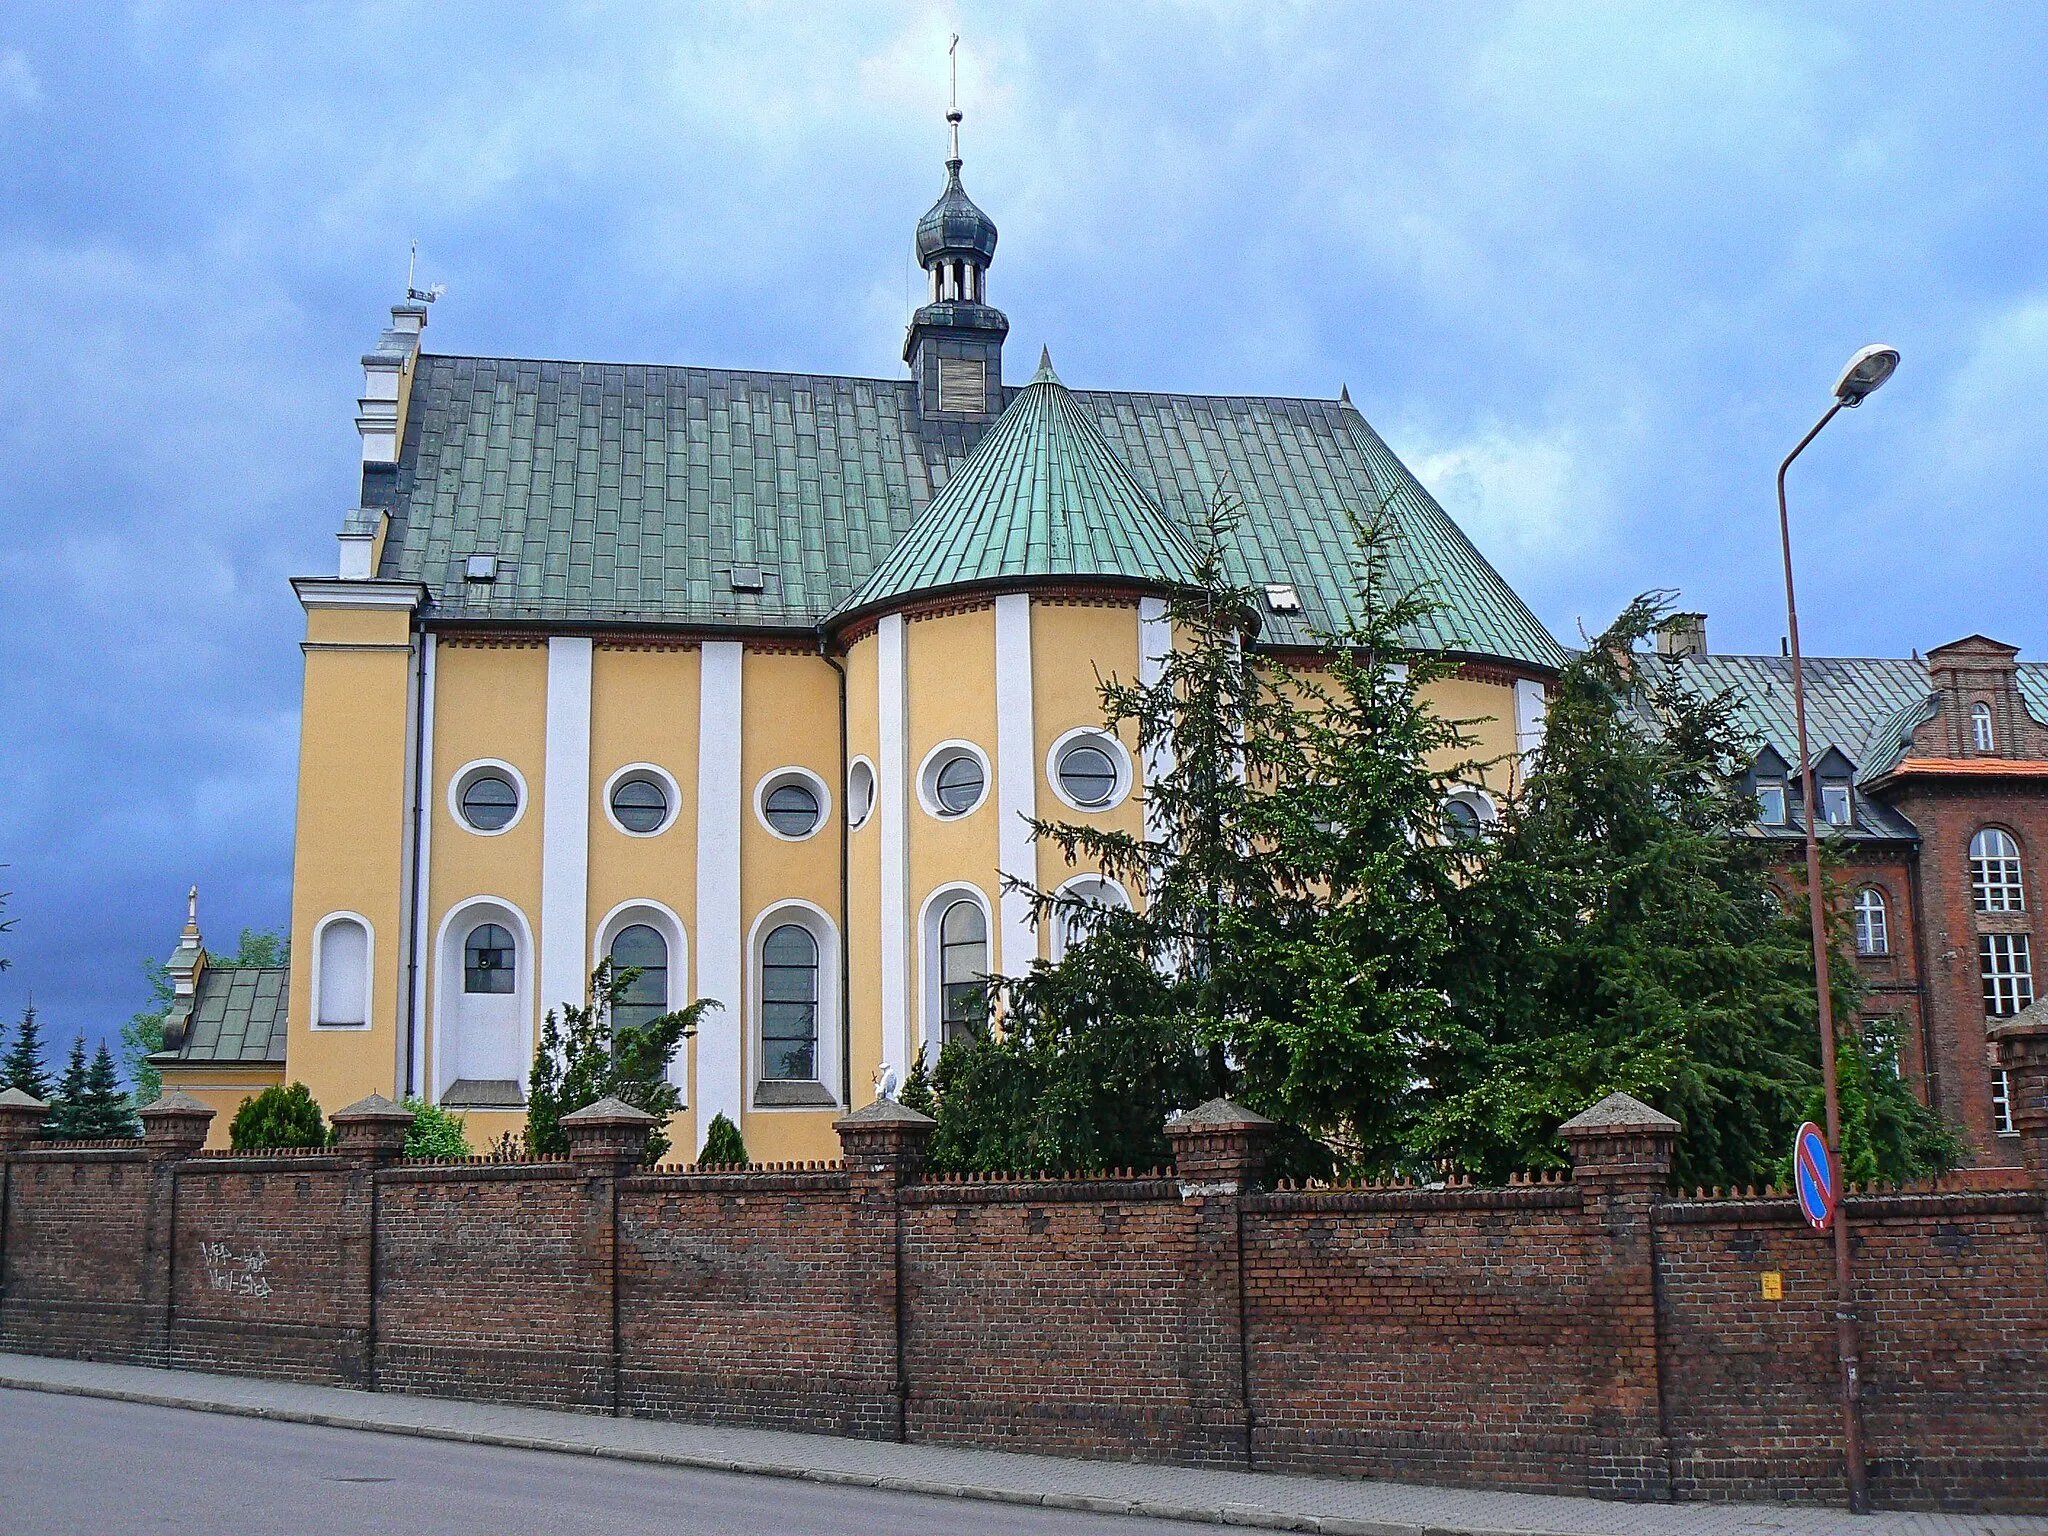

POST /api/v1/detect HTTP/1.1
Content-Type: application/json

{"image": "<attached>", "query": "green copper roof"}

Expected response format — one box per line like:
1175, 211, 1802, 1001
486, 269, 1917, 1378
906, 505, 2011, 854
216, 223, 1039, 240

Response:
149, 965, 290, 1069
374, 353, 1568, 669
837, 351, 1202, 618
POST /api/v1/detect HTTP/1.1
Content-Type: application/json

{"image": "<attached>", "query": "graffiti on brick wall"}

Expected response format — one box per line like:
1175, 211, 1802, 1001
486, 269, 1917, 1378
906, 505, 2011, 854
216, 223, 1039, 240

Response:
199, 1242, 272, 1300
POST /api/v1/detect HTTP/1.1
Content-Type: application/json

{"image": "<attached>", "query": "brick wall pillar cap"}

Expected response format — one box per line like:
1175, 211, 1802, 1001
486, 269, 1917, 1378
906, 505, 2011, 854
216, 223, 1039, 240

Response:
1557, 1092, 1680, 1137
0, 1085, 50, 1151
834, 1097, 935, 1183
331, 1092, 417, 1166
832, 1098, 937, 1132
1164, 1097, 1274, 1133
560, 1096, 659, 1128
137, 1088, 215, 1157
1165, 1097, 1276, 1196
562, 1096, 657, 1167
1987, 1000, 2048, 1054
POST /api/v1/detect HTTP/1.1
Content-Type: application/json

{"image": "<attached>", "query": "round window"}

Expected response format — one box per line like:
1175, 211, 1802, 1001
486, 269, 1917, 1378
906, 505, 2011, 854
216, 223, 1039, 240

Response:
847, 759, 877, 830
460, 773, 519, 832
765, 780, 822, 838
1056, 741, 1120, 808
934, 753, 985, 815
609, 774, 669, 834
1442, 793, 1489, 841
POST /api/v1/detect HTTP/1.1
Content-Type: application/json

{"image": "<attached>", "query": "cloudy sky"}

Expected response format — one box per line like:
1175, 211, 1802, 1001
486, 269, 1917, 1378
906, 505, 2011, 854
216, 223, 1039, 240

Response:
3, 3, 2046, 1066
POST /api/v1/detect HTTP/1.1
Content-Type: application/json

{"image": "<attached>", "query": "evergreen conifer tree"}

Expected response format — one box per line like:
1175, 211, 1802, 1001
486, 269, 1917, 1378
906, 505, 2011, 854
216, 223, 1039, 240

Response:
74, 1043, 140, 1139
2, 1001, 53, 1101
699, 1112, 748, 1167
1430, 596, 1960, 1189
44, 1035, 91, 1140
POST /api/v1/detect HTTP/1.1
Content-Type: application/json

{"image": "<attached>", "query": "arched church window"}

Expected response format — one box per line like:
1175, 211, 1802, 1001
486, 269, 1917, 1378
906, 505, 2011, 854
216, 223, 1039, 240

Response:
938, 899, 988, 1045
609, 925, 668, 1032
761, 925, 819, 1082
1971, 828, 2025, 913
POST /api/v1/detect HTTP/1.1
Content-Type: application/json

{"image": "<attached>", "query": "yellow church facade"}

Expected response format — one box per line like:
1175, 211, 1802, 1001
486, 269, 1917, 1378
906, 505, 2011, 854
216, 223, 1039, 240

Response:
151, 127, 1565, 1155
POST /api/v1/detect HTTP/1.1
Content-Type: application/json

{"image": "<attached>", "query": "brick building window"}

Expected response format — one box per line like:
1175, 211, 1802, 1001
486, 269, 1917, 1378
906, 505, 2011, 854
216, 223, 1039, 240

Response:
1972, 702, 1996, 752
1970, 828, 2025, 912
1991, 1070, 2016, 1136
1755, 779, 1787, 824
1980, 933, 2034, 1018
1854, 888, 1889, 956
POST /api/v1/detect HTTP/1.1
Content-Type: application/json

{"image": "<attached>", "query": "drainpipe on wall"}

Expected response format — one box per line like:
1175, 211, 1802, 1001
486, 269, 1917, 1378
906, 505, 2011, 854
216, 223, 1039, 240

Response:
402, 621, 430, 1099
820, 633, 853, 1110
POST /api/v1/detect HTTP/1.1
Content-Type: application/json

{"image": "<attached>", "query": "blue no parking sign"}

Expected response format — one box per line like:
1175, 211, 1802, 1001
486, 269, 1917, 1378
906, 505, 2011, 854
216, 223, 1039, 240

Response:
1793, 1121, 1837, 1231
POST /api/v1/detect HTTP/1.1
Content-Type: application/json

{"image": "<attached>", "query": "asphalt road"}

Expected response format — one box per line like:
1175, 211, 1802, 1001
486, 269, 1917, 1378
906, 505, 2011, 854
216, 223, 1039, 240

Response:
0, 1388, 1193, 1536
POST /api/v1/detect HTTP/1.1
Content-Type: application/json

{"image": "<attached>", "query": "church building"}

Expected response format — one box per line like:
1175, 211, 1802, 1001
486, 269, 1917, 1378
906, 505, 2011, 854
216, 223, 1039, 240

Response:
148, 116, 1565, 1155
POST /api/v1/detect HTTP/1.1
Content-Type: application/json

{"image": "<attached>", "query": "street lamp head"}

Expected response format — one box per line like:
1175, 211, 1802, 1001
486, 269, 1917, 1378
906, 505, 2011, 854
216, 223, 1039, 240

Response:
1833, 344, 1900, 406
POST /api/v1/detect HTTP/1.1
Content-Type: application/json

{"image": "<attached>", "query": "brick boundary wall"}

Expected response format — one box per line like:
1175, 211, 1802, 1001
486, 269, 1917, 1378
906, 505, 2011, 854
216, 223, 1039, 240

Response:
1, 1061, 2045, 1514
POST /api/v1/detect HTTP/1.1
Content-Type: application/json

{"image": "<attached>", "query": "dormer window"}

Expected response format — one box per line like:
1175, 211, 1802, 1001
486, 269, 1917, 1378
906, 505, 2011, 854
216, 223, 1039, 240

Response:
1972, 702, 1995, 752
1755, 780, 1787, 825
1821, 782, 1852, 827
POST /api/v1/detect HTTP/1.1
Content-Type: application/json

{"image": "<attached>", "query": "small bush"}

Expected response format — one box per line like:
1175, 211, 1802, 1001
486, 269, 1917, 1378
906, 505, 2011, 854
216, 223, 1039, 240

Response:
700, 1112, 748, 1166
400, 1097, 472, 1160
229, 1082, 326, 1150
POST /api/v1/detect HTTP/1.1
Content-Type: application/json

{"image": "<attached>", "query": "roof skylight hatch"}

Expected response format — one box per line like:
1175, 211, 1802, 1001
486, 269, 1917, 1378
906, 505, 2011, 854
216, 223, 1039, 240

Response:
1263, 582, 1302, 614
729, 565, 767, 593
464, 555, 498, 583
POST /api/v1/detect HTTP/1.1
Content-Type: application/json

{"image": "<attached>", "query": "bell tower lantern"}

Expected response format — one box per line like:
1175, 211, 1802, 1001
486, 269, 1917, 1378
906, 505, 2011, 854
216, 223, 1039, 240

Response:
904, 91, 1007, 420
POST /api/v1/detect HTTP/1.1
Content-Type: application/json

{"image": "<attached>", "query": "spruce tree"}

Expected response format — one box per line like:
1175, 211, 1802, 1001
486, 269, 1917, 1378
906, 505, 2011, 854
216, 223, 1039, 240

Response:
74, 1042, 140, 1139
2, 1001, 53, 1101
1431, 597, 1960, 1190
44, 1035, 90, 1140
699, 1112, 748, 1167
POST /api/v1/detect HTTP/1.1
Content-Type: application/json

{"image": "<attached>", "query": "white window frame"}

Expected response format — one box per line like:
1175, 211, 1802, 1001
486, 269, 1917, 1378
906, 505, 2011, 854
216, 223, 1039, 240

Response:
753, 766, 832, 843
430, 896, 536, 1104
1980, 933, 2035, 1019
917, 882, 994, 1059
448, 758, 529, 837
1820, 782, 1852, 828
1972, 702, 1996, 753
744, 900, 842, 1106
601, 762, 682, 839
310, 911, 374, 1031
1045, 727, 1134, 814
1853, 888, 1889, 957
1049, 873, 1133, 962
1991, 1070, 2016, 1136
917, 740, 992, 821
1755, 781, 1787, 825
592, 899, 691, 1100
846, 755, 878, 831
1970, 828, 2026, 913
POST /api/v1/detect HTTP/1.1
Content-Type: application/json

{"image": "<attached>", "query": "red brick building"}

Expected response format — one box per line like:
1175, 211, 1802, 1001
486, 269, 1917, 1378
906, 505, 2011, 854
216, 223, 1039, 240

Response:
1649, 627, 2048, 1164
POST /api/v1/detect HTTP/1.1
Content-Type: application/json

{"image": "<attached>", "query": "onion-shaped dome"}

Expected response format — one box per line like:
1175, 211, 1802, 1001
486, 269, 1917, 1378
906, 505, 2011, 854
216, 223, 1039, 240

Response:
916, 159, 998, 267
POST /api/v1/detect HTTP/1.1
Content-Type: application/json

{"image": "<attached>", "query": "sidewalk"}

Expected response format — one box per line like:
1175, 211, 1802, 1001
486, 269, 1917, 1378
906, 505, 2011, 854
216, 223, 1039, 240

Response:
1, 1352, 2039, 1536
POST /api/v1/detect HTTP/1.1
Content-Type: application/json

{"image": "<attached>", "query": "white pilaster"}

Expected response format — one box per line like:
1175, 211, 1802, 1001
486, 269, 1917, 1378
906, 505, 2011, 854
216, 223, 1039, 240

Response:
877, 614, 911, 1080
1138, 598, 1174, 847
694, 641, 746, 1145
993, 594, 1039, 975
539, 638, 593, 1026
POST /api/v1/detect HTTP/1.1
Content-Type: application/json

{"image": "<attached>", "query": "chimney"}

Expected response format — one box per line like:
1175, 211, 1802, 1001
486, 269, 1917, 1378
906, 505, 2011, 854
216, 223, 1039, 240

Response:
1654, 613, 1707, 659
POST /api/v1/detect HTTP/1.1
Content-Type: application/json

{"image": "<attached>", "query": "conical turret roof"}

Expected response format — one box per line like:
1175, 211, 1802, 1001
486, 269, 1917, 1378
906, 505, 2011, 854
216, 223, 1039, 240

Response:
835, 350, 1202, 623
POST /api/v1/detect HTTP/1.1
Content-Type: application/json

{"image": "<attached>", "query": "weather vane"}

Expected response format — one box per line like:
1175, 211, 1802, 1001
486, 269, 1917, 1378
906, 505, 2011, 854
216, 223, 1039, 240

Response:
947, 33, 962, 161
406, 239, 446, 305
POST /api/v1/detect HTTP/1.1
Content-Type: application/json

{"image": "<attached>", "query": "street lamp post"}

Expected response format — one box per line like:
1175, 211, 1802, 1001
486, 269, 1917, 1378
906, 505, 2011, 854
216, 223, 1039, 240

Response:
1775, 342, 1899, 1517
